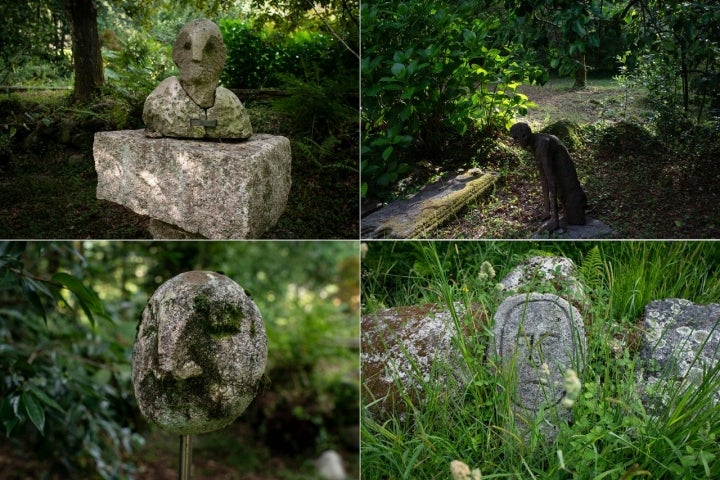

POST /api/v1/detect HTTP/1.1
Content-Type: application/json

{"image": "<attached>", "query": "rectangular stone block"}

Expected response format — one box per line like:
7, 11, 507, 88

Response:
94, 130, 291, 239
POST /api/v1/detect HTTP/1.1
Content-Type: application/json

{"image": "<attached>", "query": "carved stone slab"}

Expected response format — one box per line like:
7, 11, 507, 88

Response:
491, 293, 586, 424
361, 169, 498, 239
132, 271, 267, 434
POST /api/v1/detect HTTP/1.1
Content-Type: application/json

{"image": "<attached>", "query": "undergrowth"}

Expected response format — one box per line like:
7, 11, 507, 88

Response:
361, 241, 720, 479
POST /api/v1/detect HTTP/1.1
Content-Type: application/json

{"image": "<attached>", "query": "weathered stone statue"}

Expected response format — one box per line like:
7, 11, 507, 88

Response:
143, 19, 253, 139
132, 271, 268, 434
94, 18, 291, 239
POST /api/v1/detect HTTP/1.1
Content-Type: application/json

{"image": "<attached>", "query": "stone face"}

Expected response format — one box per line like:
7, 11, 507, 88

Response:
94, 129, 291, 239
142, 18, 252, 139
142, 77, 252, 139
490, 293, 587, 429
361, 303, 485, 420
173, 19, 227, 108
638, 299, 720, 410
132, 271, 267, 435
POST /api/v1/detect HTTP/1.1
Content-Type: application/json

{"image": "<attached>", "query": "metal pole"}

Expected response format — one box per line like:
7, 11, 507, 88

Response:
179, 434, 193, 480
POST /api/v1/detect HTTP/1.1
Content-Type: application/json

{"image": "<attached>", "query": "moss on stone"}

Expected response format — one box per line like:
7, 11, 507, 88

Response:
193, 292, 245, 339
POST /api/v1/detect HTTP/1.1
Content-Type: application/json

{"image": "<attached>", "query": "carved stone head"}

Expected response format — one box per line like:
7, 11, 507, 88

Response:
132, 271, 267, 434
172, 19, 228, 108
509, 122, 533, 148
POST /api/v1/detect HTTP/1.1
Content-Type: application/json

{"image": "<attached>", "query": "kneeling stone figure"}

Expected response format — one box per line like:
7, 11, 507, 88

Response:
509, 122, 587, 231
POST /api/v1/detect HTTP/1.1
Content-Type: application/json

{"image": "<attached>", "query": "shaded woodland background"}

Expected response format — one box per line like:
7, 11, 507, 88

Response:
361, 0, 720, 238
0, 241, 359, 479
0, 0, 358, 239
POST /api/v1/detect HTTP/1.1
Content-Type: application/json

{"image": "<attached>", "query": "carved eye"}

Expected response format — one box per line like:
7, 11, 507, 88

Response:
184, 41, 191, 50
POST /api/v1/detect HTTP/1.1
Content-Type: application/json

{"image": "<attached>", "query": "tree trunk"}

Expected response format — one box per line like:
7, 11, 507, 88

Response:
573, 53, 587, 89
65, 0, 103, 102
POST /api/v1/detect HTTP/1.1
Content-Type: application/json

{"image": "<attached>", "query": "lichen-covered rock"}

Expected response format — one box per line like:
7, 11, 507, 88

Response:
94, 130, 291, 239
132, 271, 267, 434
498, 256, 587, 309
637, 298, 720, 412
490, 293, 587, 434
361, 303, 485, 420
142, 77, 252, 139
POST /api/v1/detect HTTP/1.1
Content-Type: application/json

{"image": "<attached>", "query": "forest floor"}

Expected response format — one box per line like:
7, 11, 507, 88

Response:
0, 91, 358, 239
381, 77, 720, 239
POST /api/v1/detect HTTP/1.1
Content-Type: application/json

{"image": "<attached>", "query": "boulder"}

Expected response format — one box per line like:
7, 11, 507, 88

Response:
142, 77, 252, 139
94, 130, 291, 239
132, 271, 267, 434
361, 303, 485, 420
637, 298, 720, 412
498, 255, 587, 308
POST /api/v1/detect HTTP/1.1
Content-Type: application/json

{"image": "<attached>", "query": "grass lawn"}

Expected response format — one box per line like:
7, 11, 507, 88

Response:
361, 241, 720, 479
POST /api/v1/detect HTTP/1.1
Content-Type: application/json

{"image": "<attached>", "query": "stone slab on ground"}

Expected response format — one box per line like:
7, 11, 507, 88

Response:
361, 303, 485, 421
531, 216, 614, 239
490, 293, 587, 434
94, 130, 291, 239
361, 168, 498, 239
637, 298, 720, 412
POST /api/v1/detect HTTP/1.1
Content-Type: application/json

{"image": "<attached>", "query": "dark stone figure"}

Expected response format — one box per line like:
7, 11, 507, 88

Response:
509, 122, 587, 231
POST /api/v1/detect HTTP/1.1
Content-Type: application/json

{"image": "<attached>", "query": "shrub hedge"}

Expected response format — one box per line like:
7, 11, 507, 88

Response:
219, 19, 353, 89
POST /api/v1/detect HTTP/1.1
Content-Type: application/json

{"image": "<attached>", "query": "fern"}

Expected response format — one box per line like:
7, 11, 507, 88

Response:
578, 245, 604, 288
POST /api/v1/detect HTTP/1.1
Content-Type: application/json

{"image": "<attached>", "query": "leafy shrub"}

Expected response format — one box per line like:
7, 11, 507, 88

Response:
0, 242, 142, 479
361, 1, 545, 199
219, 19, 352, 89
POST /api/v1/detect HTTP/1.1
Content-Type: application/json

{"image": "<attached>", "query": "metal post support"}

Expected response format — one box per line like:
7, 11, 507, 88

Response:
179, 434, 193, 480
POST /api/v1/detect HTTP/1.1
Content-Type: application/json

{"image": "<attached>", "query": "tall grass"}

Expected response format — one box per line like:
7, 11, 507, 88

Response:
361, 241, 720, 479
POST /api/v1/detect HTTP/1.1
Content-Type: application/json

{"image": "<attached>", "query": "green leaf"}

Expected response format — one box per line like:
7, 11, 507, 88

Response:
21, 392, 45, 434
390, 63, 406, 77
21, 279, 46, 323
29, 387, 65, 414
572, 19, 586, 37
51, 272, 108, 325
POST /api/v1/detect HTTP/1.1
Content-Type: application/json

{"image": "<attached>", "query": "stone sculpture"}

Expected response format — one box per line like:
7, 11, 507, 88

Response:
94, 18, 292, 238
491, 292, 587, 429
132, 271, 268, 434
142, 19, 252, 139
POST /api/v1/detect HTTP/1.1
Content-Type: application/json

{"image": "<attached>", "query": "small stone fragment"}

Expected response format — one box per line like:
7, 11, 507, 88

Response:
132, 271, 267, 434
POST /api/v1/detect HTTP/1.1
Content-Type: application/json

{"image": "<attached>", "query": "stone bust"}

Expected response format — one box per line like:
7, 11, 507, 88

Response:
142, 19, 253, 139
132, 271, 267, 434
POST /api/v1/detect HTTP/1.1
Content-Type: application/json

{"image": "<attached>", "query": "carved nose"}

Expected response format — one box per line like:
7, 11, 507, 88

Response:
157, 330, 203, 379
191, 42, 205, 62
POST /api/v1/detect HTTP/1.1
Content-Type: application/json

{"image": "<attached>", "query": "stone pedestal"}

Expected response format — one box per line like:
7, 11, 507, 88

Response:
94, 130, 291, 239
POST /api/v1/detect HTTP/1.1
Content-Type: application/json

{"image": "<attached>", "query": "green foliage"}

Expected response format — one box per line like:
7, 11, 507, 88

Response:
0, 242, 140, 478
362, 240, 720, 478
622, 0, 720, 128
361, 1, 544, 199
220, 19, 353, 89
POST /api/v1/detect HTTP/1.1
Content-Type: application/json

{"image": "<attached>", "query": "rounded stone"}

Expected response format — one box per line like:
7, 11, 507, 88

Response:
132, 271, 267, 434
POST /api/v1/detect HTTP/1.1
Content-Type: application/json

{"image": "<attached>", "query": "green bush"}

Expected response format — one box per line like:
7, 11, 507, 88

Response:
360, 1, 545, 199
0, 242, 141, 479
219, 19, 351, 89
